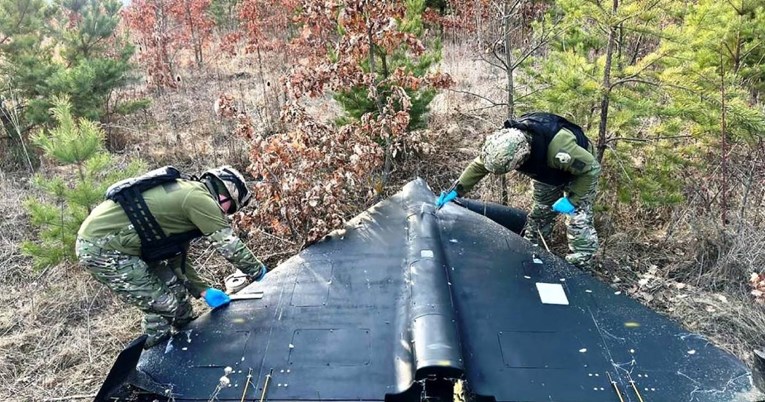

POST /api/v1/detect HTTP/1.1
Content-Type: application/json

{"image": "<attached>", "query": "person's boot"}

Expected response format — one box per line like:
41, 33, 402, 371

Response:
144, 330, 171, 349
565, 252, 593, 272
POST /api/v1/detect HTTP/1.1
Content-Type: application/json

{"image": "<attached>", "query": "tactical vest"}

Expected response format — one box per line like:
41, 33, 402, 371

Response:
105, 166, 203, 267
506, 112, 590, 186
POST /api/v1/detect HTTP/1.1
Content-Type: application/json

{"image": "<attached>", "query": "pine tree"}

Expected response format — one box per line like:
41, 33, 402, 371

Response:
0, 0, 138, 131
520, 0, 680, 207
22, 98, 144, 269
332, 0, 443, 131
648, 0, 765, 217
0, 0, 56, 129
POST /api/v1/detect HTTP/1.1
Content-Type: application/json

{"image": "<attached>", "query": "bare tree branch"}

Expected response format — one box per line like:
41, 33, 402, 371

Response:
445, 88, 503, 106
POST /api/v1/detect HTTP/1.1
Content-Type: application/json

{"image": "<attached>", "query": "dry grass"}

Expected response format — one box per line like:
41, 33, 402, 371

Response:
0, 172, 139, 401
1, 41, 764, 401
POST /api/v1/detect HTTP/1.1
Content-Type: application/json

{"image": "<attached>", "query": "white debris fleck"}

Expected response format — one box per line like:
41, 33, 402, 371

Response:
164, 339, 174, 354
579, 348, 587, 353
630, 349, 635, 354
614, 291, 622, 295
651, 388, 656, 391
687, 350, 696, 355
585, 289, 592, 293
449, 239, 459, 243
594, 373, 599, 377
524, 275, 531, 279
181, 347, 188, 351
560, 278, 566, 282
289, 344, 295, 349
533, 258, 543, 264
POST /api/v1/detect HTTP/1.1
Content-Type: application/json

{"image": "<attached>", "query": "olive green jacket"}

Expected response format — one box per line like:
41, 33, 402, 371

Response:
78, 180, 265, 293
456, 128, 601, 205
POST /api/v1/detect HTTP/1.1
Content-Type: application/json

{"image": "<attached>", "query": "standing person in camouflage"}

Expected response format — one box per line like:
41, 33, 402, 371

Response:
76, 166, 269, 348
436, 112, 600, 270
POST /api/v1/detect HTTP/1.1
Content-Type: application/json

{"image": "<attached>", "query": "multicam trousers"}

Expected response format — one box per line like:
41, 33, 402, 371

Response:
75, 237, 195, 347
523, 179, 599, 269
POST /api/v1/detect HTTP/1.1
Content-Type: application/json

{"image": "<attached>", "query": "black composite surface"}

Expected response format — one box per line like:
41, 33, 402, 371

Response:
100, 179, 759, 401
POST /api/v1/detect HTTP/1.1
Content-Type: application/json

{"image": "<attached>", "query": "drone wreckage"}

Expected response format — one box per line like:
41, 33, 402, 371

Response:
96, 179, 765, 402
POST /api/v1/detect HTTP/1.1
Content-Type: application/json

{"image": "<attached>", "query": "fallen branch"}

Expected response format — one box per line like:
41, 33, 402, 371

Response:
44, 393, 97, 402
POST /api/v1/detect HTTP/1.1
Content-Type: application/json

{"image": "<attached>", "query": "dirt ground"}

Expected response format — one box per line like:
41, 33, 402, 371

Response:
1, 42, 764, 401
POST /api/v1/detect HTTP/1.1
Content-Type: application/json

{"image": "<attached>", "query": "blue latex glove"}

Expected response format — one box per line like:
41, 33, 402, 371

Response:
435, 189, 458, 209
552, 197, 576, 215
250, 265, 268, 282
203, 288, 230, 308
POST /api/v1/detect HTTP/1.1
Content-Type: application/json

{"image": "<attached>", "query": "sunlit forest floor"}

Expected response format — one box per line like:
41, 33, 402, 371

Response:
1, 42, 763, 401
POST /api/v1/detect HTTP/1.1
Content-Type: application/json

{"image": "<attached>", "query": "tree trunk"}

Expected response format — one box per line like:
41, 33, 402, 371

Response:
596, 0, 618, 163
500, 0, 516, 205
365, 9, 392, 182
720, 48, 728, 226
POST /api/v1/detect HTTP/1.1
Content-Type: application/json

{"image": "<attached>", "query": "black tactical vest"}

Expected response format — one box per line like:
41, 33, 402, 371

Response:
505, 112, 590, 186
105, 166, 203, 266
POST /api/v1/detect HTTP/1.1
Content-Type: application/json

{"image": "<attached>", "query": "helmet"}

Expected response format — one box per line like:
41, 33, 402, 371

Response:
481, 128, 531, 174
200, 166, 252, 213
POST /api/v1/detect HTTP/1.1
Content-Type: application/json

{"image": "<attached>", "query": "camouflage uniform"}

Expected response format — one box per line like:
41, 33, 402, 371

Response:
76, 180, 265, 347
455, 128, 601, 269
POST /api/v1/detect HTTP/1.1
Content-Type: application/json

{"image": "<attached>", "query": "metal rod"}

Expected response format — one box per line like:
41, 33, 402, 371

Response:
259, 370, 273, 402
240, 368, 252, 402
537, 228, 551, 252
606, 372, 625, 402
630, 380, 646, 402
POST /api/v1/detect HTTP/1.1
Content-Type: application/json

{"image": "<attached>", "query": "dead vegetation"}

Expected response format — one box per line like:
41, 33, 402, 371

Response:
1, 42, 764, 401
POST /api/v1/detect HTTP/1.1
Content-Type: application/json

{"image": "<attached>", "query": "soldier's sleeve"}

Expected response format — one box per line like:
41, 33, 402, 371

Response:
206, 227, 266, 277
175, 258, 210, 298
548, 129, 601, 206
182, 187, 266, 277
456, 157, 490, 196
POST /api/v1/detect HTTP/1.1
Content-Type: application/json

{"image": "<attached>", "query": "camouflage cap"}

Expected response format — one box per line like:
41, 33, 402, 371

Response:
481, 128, 531, 174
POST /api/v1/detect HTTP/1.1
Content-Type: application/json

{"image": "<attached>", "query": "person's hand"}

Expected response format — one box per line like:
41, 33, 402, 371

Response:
435, 190, 458, 209
203, 288, 230, 308
249, 264, 268, 282
552, 197, 576, 215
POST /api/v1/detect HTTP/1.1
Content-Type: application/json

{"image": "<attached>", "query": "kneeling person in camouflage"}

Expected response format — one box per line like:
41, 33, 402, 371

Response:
436, 112, 601, 270
76, 166, 268, 348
